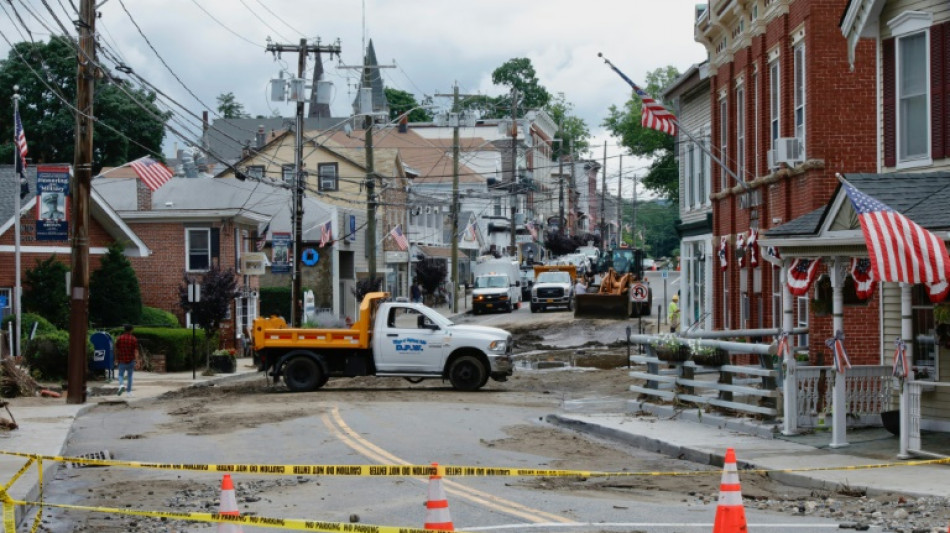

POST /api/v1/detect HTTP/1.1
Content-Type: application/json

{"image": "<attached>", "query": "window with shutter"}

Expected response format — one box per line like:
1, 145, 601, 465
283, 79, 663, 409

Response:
897, 31, 930, 164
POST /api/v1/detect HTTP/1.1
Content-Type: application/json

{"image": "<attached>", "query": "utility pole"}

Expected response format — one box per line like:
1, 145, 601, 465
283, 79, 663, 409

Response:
617, 155, 623, 245
633, 174, 639, 250
266, 38, 341, 327
434, 85, 478, 314
600, 140, 607, 251
557, 140, 565, 235
569, 139, 575, 237
66, 0, 95, 404
509, 89, 519, 257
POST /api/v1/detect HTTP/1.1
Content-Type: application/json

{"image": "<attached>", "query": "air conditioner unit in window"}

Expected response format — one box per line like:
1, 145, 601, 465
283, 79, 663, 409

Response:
767, 137, 803, 169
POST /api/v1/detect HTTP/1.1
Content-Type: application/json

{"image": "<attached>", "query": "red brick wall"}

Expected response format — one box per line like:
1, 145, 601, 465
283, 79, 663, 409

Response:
710, 0, 877, 337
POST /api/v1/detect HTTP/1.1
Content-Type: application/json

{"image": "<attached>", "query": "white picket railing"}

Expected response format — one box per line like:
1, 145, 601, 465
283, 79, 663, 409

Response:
794, 365, 893, 428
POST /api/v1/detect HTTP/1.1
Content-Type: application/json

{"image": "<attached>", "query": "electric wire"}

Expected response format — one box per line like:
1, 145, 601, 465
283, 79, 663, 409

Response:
187, 0, 261, 47
253, 0, 306, 39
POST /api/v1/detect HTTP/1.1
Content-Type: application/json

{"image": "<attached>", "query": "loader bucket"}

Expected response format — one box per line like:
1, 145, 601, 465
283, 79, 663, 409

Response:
573, 293, 633, 319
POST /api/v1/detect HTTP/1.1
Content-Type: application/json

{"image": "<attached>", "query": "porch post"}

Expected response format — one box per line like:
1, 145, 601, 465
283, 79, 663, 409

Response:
781, 258, 798, 435
829, 257, 849, 448
899, 282, 912, 459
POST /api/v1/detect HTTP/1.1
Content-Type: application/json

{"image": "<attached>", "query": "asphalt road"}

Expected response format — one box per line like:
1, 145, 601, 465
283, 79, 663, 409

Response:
39, 388, 852, 533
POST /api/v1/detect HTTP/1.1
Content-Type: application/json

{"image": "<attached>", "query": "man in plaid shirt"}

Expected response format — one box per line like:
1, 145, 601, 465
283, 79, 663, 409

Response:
115, 324, 138, 397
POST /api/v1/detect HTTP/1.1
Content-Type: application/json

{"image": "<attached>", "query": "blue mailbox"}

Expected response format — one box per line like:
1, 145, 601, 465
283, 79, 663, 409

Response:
90, 331, 114, 379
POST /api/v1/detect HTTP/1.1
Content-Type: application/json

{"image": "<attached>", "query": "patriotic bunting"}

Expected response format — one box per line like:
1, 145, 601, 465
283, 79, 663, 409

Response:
775, 331, 791, 363
893, 337, 909, 378
748, 229, 760, 268
736, 232, 746, 268
718, 236, 728, 272
825, 330, 852, 374
766, 245, 781, 261
849, 257, 876, 300
787, 258, 821, 296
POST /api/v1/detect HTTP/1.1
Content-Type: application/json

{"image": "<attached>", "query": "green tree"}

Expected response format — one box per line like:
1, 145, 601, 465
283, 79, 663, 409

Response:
0, 36, 170, 171
603, 66, 680, 203
216, 91, 249, 119
90, 242, 143, 327
178, 265, 237, 348
414, 259, 447, 302
22, 256, 69, 329
492, 57, 551, 112
545, 92, 591, 160
384, 88, 433, 122
627, 199, 679, 258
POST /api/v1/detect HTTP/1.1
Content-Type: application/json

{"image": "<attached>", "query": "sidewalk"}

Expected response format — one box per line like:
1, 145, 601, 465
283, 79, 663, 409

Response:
549, 407, 950, 499
0, 359, 261, 524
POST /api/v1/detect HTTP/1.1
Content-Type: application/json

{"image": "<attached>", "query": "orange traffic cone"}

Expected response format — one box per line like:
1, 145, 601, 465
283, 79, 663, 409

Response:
712, 448, 747, 533
424, 462, 454, 531
217, 474, 244, 533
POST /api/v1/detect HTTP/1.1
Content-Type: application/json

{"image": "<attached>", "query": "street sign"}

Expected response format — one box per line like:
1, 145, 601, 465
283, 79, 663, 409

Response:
661, 270, 669, 279
630, 282, 648, 302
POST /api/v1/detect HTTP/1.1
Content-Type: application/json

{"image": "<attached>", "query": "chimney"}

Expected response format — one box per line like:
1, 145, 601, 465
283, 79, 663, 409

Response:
136, 178, 152, 211
256, 125, 266, 148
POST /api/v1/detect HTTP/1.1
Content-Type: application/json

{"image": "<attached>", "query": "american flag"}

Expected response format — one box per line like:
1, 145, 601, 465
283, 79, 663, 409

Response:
319, 220, 332, 248
526, 221, 538, 241
603, 60, 677, 135
255, 222, 270, 252
390, 224, 409, 250
14, 109, 28, 168
130, 156, 173, 192
842, 181, 950, 285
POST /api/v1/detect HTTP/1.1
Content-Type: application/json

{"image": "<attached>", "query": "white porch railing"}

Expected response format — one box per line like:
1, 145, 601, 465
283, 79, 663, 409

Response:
794, 365, 893, 428
907, 380, 950, 458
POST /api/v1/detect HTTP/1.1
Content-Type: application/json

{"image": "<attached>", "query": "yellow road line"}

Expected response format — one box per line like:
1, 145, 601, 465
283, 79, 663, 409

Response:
323, 406, 576, 525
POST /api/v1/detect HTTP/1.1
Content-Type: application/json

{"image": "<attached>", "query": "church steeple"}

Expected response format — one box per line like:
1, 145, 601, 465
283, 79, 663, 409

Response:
307, 53, 330, 118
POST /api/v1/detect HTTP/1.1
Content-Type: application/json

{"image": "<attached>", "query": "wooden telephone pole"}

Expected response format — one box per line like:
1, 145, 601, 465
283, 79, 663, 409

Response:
266, 39, 340, 326
66, 0, 96, 404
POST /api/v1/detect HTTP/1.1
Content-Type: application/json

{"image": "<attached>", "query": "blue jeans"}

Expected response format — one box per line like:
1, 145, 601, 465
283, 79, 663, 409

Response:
117, 362, 134, 392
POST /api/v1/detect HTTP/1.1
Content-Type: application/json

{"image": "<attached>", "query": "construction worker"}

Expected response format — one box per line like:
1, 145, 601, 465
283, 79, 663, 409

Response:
668, 293, 680, 333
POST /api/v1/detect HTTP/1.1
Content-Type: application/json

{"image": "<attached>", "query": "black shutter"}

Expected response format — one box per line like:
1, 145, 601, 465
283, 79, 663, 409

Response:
211, 227, 220, 261
882, 38, 896, 168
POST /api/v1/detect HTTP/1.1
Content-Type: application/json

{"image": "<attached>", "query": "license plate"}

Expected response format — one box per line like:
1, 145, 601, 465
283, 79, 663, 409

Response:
486, 304, 493, 308
546, 299, 553, 303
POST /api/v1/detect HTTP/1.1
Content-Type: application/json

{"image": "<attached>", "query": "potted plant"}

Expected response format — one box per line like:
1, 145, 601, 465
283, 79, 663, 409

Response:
209, 348, 237, 373
688, 340, 729, 366
934, 303, 950, 345
650, 334, 690, 362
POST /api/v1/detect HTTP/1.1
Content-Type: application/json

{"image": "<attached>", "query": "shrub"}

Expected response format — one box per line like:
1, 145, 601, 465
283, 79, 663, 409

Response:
2, 312, 59, 339
260, 286, 291, 319
140, 307, 180, 327
131, 327, 212, 372
23, 330, 93, 381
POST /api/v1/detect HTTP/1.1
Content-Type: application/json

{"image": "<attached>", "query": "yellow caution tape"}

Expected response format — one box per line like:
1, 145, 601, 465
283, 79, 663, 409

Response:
3, 457, 33, 491
0, 450, 947, 480
14, 499, 471, 533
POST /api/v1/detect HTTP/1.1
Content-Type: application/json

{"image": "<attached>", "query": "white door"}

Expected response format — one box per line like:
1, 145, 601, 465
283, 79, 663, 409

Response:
375, 306, 446, 372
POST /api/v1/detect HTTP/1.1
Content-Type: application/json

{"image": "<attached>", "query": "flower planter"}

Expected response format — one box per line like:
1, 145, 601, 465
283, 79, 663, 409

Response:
654, 345, 691, 362
691, 348, 729, 367
209, 354, 236, 374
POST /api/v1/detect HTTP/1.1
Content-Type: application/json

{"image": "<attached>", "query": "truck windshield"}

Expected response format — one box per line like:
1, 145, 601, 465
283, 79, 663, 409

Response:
537, 272, 570, 284
475, 275, 508, 289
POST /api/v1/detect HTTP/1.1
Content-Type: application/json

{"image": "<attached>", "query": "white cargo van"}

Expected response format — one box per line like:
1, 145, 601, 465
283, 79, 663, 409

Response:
471, 257, 522, 314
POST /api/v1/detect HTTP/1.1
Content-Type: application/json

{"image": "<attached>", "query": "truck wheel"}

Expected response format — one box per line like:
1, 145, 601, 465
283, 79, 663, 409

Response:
283, 357, 323, 392
449, 356, 486, 391
567, 298, 574, 312
530, 303, 538, 313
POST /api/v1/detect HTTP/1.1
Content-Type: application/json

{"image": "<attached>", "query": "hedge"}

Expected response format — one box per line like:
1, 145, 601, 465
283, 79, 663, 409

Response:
23, 330, 94, 381
125, 327, 213, 372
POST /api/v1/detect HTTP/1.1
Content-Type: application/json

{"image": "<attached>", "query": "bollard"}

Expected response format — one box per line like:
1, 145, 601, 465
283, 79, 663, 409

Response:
626, 326, 631, 369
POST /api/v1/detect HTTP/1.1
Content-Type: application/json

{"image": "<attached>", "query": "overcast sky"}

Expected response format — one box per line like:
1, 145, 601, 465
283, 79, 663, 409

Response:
1, 0, 707, 195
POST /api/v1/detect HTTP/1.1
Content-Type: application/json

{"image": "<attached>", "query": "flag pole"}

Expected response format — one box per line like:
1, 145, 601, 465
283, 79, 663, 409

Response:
12, 88, 23, 360
598, 53, 748, 191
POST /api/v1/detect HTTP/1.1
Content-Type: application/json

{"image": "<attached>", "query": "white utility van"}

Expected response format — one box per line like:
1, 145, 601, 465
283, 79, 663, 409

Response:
471, 257, 522, 314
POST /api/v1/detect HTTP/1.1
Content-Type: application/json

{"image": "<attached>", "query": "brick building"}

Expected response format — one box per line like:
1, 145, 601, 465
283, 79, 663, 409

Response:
696, 0, 878, 361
